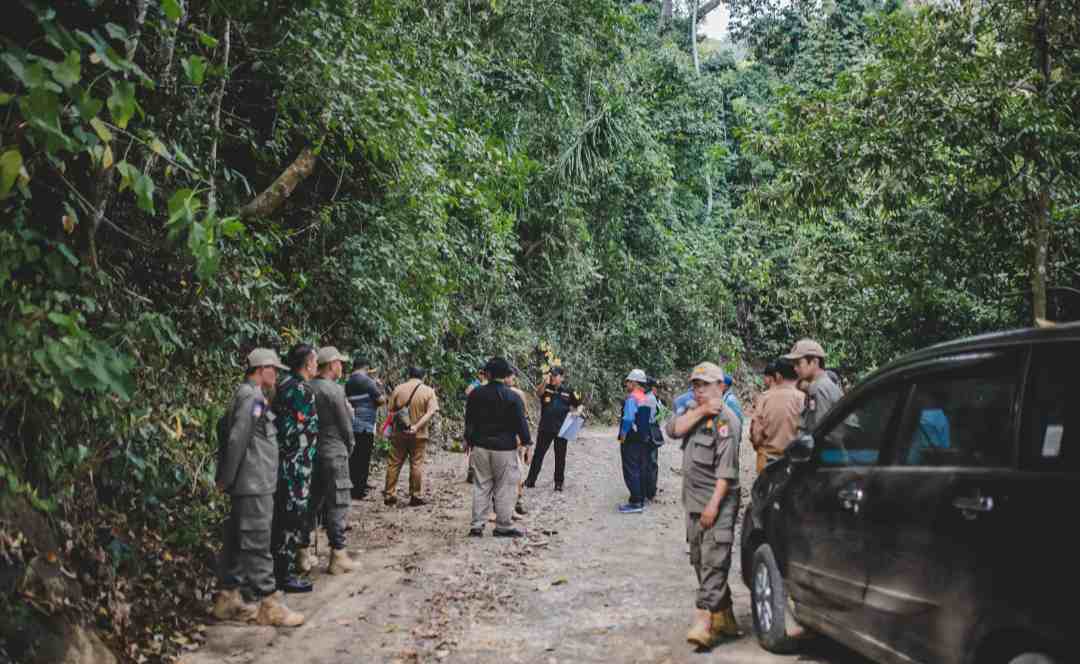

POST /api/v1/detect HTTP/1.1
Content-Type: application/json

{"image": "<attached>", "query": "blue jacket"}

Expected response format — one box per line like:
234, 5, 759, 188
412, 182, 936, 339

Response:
620, 389, 654, 440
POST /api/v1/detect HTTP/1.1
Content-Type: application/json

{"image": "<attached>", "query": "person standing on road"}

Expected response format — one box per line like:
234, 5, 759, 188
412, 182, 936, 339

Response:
465, 357, 532, 538
525, 366, 583, 492
309, 347, 358, 575
505, 372, 532, 516
643, 376, 663, 503
270, 344, 319, 595
214, 348, 304, 627
463, 367, 487, 485
665, 362, 742, 649
785, 339, 843, 436
346, 356, 385, 499
750, 359, 804, 472
617, 369, 654, 514
384, 367, 439, 507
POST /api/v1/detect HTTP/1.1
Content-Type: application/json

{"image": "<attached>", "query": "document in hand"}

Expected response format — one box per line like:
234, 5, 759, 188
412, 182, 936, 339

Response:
558, 413, 585, 442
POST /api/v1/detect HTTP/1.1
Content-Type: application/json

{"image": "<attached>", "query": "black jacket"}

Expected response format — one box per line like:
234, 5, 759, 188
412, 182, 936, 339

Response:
465, 382, 532, 451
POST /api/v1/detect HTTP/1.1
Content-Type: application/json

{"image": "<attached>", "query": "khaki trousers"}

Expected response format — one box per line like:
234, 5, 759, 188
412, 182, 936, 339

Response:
687, 513, 734, 612
470, 447, 520, 530
384, 434, 427, 498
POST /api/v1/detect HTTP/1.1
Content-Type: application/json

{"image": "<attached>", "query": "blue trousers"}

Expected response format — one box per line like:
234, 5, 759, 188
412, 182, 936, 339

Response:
620, 436, 650, 505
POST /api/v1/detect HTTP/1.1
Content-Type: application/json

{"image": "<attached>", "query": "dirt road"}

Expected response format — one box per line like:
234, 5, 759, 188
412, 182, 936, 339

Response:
185, 426, 871, 664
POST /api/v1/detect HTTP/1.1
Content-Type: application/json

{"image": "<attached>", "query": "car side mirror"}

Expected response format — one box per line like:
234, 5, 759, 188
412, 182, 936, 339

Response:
786, 434, 814, 464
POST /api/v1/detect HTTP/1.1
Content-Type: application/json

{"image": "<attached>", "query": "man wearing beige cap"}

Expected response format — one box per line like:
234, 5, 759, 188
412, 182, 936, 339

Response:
213, 349, 304, 627
665, 362, 742, 649
784, 339, 843, 435
308, 347, 358, 575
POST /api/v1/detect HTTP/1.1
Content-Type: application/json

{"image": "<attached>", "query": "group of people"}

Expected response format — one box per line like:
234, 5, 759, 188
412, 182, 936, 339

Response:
212, 345, 440, 628
211, 336, 843, 650
637, 337, 843, 650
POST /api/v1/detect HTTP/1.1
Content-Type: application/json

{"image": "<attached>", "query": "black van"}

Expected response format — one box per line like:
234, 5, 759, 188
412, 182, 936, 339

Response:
741, 324, 1078, 664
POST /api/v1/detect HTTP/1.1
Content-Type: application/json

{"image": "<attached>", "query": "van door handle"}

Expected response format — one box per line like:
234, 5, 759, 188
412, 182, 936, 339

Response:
953, 495, 994, 520
838, 488, 864, 513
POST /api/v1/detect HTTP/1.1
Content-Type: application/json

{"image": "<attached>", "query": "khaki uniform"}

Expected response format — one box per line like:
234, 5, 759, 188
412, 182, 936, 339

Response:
751, 383, 804, 472
219, 381, 279, 600
309, 377, 354, 550
667, 404, 741, 612
798, 373, 843, 435
385, 379, 439, 499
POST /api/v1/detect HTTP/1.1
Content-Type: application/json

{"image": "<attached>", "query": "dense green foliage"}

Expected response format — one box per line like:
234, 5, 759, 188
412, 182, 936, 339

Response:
1, 0, 1078, 659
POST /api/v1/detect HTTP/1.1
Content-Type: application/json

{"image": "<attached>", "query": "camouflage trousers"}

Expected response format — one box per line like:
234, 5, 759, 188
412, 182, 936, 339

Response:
271, 447, 316, 580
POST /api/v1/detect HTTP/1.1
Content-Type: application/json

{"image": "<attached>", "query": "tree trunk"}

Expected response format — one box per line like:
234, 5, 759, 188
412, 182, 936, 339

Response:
1027, 0, 1051, 322
160, 0, 187, 91
238, 148, 318, 220
208, 19, 231, 212
695, 0, 724, 22
690, 0, 713, 217
659, 0, 673, 32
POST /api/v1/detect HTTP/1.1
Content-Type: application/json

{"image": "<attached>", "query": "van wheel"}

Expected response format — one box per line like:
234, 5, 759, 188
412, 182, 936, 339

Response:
1007, 654, 1057, 664
750, 543, 799, 654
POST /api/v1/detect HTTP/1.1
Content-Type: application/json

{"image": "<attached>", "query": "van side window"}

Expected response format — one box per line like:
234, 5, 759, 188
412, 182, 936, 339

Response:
816, 389, 900, 467
894, 365, 1020, 468
1022, 345, 1078, 472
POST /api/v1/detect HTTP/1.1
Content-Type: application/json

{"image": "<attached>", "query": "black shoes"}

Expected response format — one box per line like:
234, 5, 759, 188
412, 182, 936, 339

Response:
278, 577, 314, 594
492, 528, 525, 538
554, 484, 564, 492
408, 496, 426, 507
523, 481, 536, 489
468, 527, 483, 537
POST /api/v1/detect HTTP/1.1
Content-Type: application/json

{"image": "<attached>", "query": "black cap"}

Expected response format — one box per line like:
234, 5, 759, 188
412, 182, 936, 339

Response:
484, 356, 513, 379
353, 355, 371, 369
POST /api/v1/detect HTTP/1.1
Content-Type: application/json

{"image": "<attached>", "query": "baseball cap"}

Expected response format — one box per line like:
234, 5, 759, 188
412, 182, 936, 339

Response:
247, 348, 288, 371
784, 339, 826, 361
689, 362, 725, 384
317, 346, 349, 365
625, 369, 648, 383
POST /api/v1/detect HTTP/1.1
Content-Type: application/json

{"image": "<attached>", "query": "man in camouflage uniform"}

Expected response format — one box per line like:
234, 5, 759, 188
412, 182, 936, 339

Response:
665, 362, 742, 650
270, 343, 320, 593
785, 339, 843, 436
309, 346, 358, 575
213, 348, 303, 627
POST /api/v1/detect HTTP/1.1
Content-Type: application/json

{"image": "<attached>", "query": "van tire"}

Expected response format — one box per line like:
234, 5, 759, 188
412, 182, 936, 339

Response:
750, 543, 799, 654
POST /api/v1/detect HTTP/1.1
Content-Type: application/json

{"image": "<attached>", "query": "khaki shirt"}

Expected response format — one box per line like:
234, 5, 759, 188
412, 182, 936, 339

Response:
799, 374, 844, 435
220, 381, 279, 496
667, 404, 741, 540
309, 377, 354, 458
751, 383, 804, 461
390, 379, 439, 440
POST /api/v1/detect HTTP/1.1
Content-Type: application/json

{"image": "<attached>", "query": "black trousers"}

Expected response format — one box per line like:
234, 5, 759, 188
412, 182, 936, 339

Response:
644, 444, 659, 500
349, 431, 374, 498
526, 430, 567, 486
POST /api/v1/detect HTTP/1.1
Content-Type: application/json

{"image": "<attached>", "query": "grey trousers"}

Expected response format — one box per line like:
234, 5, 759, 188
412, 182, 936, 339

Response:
220, 493, 276, 600
311, 452, 352, 550
470, 447, 520, 530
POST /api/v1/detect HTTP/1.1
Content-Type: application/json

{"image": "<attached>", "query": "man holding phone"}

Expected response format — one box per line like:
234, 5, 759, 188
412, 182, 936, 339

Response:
525, 366, 583, 492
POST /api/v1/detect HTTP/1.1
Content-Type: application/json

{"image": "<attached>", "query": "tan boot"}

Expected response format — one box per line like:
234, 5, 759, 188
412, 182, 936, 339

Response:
211, 589, 257, 622
711, 606, 743, 639
296, 547, 316, 574
255, 591, 304, 627
686, 608, 715, 649
327, 548, 356, 575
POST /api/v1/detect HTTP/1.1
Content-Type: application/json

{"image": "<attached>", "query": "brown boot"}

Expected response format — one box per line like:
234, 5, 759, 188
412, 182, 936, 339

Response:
296, 547, 316, 574
327, 548, 356, 575
255, 591, 305, 627
711, 606, 744, 639
211, 589, 257, 622
686, 608, 715, 649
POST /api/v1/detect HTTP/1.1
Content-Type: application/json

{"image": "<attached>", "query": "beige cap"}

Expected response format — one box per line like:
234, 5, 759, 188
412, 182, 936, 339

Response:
317, 346, 349, 365
248, 348, 288, 371
784, 338, 826, 361
689, 362, 725, 384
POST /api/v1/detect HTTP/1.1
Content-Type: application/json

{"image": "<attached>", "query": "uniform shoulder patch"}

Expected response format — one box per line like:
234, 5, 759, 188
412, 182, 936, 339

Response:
807, 396, 817, 412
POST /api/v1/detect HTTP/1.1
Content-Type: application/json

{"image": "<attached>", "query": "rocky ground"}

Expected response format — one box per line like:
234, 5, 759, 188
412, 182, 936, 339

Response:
181, 424, 872, 664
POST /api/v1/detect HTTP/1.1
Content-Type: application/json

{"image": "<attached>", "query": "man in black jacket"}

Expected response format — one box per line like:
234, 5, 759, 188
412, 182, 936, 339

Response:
465, 357, 532, 538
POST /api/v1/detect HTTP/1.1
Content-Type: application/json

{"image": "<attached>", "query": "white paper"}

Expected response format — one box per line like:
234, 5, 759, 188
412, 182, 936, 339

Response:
558, 414, 585, 442
1042, 424, 1064, 458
